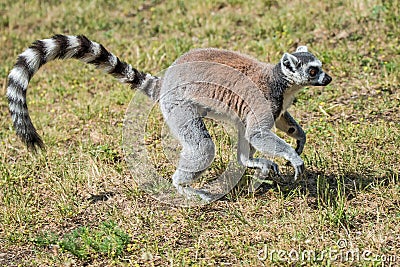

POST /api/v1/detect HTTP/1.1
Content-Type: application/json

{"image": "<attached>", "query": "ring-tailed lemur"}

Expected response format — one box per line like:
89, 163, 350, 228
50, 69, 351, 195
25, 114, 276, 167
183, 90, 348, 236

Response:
7, 34, 332, 201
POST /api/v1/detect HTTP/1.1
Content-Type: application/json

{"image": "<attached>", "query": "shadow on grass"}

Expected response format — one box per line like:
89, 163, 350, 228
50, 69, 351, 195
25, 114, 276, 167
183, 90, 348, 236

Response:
217, 168, 398, 228
254, 168, 398, 201
223, 167, 398, 207
87, 191, 116, 203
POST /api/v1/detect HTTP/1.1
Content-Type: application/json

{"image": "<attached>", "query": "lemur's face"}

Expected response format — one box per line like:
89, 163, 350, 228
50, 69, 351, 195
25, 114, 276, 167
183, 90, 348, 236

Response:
280, 46, 332, 86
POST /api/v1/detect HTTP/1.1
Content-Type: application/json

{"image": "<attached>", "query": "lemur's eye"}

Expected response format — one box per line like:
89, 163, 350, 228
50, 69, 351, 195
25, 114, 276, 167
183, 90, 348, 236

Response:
308, 67, 319, 77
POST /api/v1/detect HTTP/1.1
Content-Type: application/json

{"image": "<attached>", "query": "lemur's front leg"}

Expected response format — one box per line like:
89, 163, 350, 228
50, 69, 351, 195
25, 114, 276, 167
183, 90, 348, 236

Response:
245, 120, 304, 180
275, 111, 306, 155
237, 126, 280, 175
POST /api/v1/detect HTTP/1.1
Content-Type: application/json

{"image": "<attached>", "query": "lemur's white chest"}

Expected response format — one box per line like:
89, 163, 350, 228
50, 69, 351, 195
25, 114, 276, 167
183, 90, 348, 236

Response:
280, 85, 302, 116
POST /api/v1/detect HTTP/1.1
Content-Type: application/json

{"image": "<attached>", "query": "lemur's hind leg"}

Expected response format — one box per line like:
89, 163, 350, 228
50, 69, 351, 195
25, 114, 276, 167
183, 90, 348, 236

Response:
161, 101, 215, 202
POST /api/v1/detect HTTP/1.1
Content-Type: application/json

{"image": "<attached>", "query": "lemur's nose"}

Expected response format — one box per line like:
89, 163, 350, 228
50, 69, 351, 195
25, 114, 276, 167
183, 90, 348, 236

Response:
322, 73, 332, 85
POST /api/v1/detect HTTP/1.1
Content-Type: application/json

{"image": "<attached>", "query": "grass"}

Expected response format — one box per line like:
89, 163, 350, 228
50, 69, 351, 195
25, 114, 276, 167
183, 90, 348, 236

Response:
31, 221, 130, 260
0, 0, 399, 266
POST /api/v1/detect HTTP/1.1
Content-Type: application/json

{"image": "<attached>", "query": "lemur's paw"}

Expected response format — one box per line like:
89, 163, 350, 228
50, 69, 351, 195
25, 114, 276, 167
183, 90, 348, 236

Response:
293, 162, 305, 180
270, 162, 280, 176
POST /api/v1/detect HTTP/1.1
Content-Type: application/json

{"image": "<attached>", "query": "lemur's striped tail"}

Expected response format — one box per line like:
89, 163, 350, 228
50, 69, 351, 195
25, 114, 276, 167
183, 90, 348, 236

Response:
7, 34, 160, 151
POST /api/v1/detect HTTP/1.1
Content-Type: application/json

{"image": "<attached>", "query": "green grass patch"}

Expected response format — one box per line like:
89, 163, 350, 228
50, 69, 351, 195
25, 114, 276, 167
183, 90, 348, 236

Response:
31, 221, 130, 261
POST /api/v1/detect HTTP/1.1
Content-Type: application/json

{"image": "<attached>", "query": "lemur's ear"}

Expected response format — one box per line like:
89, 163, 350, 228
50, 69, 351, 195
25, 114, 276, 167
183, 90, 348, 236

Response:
295, 46, 308, 53
281, 53, 299, 72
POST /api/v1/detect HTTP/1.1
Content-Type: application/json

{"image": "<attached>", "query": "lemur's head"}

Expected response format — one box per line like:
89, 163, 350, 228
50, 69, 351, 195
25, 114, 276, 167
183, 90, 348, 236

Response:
280, 46, 332, 86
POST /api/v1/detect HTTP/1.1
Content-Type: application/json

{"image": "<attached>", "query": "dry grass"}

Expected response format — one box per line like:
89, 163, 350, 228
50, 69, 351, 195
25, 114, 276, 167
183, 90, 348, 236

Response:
0, 0, 399, 266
